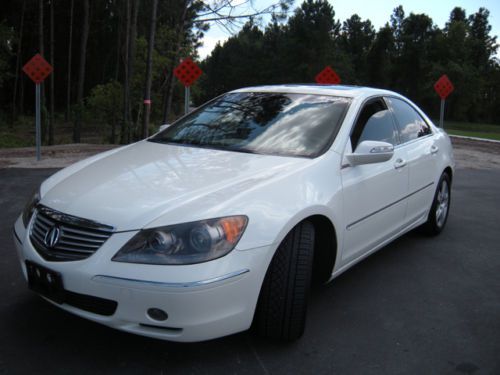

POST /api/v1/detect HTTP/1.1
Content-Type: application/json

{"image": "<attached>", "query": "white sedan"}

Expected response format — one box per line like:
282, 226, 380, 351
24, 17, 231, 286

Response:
13, 85, 454, 342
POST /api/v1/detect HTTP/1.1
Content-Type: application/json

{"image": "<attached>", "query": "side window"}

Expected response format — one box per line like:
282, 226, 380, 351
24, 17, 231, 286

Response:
386, 97, 431, 144
351, 99, 398, 150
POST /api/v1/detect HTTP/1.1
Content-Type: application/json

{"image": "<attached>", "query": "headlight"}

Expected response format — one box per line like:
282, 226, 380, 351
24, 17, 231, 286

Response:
112, 216, 248, 265
22, 189, 40, 227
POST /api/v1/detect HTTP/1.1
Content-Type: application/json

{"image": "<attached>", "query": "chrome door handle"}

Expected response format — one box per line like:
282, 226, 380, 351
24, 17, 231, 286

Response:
430, 145, 439, 155
394, 158, 407, 169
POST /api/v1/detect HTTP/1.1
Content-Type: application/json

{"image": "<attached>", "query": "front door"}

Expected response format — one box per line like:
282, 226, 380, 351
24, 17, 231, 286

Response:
385, 97, 438, 225
341, 98, 409, 263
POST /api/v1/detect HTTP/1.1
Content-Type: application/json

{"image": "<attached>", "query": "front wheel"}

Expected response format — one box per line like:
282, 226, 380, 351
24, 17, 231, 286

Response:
254, 221, 315, 341
423, 172, 451, 235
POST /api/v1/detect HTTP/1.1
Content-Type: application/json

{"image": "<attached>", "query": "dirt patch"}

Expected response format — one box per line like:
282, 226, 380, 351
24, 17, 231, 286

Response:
0, 138, 499, 170
0, 144, 119, 169
450, 137, 500, 170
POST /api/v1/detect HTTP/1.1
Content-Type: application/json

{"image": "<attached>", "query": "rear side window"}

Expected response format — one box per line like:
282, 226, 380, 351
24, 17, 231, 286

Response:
351, 99, 398, 150
386, 97, 431, 144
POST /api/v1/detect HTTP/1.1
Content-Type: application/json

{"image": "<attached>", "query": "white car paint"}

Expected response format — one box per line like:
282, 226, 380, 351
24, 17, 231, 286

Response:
13, 85, 455, 342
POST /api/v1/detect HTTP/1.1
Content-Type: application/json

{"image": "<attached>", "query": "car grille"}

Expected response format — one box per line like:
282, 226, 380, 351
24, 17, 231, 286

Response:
29, 205, 114, 262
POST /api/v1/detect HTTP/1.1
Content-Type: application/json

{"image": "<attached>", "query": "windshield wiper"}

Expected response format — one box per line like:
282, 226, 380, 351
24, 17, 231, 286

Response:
148, 138, 260, 155
149, 138, 199, 146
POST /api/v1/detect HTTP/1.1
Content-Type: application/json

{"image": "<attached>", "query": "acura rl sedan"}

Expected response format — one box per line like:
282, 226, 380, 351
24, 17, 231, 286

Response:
13, 85, 454, 342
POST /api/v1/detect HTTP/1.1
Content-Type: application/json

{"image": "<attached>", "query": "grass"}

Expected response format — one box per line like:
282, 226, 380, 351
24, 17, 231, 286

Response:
433, 120, 500, 141
445, 129, 500, 141
0, 129, 35, 148
0, 115, 110, 148
1, 116, 499, 148
1, 113, 162, 148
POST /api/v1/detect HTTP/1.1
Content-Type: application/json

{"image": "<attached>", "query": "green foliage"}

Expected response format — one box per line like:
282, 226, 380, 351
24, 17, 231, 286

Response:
0, 0, 499, 146
446, 129, 500, 141
339, 14, 375, 84
87, 80, 123, 123
0, 115, 35, 148
86, 80, 122, 142
0, 20, 14, 90
435, 120, 500, 140
367, 24, 394, 88
441, 120, 500, 132
199, 0, 500, 124
0, 132, 34, 148
198, 0, 348, 103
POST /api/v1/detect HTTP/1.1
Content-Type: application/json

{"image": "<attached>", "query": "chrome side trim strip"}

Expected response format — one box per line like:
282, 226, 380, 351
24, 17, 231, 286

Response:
92, 268, 250, 289
346, 182, 434, 231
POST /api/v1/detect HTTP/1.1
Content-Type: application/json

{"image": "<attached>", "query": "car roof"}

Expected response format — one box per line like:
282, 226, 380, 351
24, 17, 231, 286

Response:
232, 84, 401, 100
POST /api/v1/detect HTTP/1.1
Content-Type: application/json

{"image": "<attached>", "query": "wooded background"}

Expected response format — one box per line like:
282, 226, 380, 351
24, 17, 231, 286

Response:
0, 0, 498, 146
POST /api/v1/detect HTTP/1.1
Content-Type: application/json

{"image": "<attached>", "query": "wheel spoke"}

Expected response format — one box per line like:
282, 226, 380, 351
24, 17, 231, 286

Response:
436, 206, 442, 222
435, 180, 449, 227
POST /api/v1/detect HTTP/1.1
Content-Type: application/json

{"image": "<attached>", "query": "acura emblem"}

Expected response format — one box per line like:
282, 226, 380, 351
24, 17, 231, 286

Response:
44, 226, 61, 248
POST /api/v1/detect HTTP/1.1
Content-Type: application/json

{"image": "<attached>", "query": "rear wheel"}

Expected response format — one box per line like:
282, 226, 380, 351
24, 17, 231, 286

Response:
423, 172, 451, 235
254, 221, 315, 341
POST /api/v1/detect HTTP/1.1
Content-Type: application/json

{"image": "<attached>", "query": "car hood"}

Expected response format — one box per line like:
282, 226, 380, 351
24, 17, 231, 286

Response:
41, 141, 309, 231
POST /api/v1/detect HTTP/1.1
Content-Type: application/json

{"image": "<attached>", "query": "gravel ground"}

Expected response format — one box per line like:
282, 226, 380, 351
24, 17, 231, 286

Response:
0, 137, 499, 170
1, 168, 499, 374
0, 144, 118, 169
450, 137, 500, 170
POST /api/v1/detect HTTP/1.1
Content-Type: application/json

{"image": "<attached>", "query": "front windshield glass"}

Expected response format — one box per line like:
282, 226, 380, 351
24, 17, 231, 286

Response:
150, 92, 351, 158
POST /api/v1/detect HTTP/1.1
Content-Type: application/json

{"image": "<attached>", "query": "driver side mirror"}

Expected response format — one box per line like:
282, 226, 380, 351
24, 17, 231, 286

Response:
346, 140, 394, 166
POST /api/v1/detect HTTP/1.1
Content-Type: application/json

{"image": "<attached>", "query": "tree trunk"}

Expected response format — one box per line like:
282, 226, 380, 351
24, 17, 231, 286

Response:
73, 0, 90, 143
162, 0, 189, 123
110, 5, 122, 144
163, 63, 177, 122
65, 0, 74, 122
39, 0, 46, 142
114, 4, 122, 82
110, 113, 116, 144
48, 0, 55, 145
20, 75, 25, 115
120, 0, 131, 144
39, 0, 44, 56
142, 0, 158, 138
127, 0, 140, 141
11, 0, 26, 126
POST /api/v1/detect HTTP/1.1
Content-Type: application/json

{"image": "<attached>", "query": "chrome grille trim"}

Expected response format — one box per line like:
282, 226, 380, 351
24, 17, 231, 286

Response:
29, 205, 115, 262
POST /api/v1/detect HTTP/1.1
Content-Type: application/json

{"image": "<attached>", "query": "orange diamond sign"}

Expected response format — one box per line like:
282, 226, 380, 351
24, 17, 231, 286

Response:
315, 66, 341, 84
174, 57, 202, 87
434, 74, 454, 99
22, 54, 53, 84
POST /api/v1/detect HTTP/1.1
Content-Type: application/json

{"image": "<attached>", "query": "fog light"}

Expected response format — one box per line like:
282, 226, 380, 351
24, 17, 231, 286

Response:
147, 308, 168, 321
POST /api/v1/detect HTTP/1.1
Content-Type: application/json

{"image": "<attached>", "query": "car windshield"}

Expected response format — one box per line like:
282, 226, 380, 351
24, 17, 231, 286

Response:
149, 92, 351, 158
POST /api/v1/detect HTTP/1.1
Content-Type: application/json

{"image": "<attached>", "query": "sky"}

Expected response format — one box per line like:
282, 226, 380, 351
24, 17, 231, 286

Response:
197, 0, 500, 59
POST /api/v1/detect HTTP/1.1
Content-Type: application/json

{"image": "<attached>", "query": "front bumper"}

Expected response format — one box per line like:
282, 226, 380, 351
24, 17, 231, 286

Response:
13, 216, 274, 342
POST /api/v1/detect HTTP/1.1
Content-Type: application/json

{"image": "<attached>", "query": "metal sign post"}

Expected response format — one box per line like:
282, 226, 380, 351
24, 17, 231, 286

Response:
434, 75, 454, 128
35, 84, 41, 161
439, 98, 445, 129
22, 53, 53, 161
185, 86, 190, 114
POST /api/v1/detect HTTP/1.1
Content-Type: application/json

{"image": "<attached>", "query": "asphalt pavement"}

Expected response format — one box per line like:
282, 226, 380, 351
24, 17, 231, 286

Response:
0, 167, 499, 374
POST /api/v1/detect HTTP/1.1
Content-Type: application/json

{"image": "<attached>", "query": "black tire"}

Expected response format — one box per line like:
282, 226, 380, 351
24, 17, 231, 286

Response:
422, 172, 451, 235
254, 221, 315, 341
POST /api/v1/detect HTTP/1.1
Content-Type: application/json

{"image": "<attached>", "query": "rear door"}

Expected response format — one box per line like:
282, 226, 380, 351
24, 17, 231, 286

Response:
341, 98, 409, 263
385, 97, 438, 225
